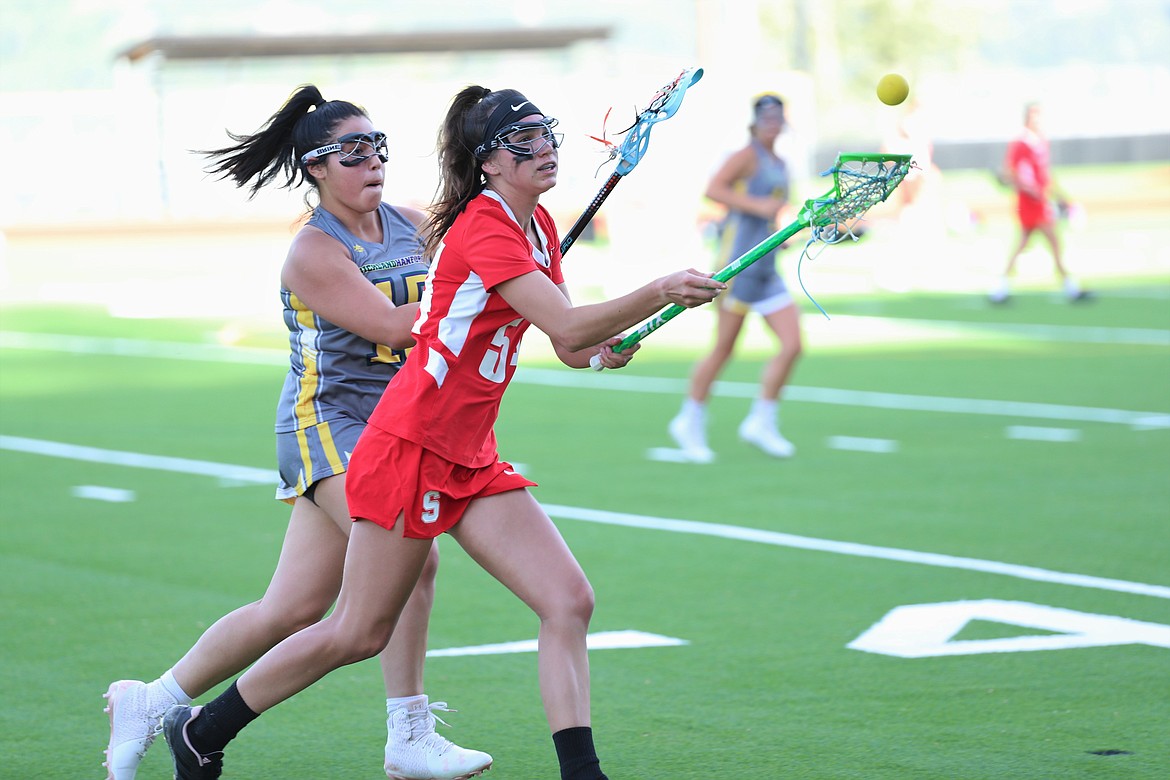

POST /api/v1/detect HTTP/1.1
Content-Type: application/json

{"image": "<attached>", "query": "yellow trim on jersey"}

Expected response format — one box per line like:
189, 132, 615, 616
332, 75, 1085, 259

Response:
290, 294, 322, 429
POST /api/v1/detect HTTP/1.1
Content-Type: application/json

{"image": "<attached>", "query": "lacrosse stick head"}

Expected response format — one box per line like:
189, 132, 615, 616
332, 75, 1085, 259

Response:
612, 67, 704, 176
802, 153, 914, 242
794, 153, 914, 319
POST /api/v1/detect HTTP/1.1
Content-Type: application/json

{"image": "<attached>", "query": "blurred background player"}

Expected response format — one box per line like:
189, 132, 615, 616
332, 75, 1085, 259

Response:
668, 93, 803, 462
990, 101, 1090, 304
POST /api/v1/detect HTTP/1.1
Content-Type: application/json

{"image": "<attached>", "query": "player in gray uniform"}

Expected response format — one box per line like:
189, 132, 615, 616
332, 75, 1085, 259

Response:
668, 93, 804, 461
274, 201, 428, 501
102, 85, 491, 780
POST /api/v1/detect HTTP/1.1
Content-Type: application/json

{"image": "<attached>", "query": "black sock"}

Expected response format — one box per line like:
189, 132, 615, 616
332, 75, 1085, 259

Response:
188, 682, 260, 754
552, 726, 609, 780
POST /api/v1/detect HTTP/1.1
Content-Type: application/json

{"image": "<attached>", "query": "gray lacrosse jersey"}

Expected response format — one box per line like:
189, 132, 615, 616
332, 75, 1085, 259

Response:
719, 141, 791, 302
275, 203, 428, 435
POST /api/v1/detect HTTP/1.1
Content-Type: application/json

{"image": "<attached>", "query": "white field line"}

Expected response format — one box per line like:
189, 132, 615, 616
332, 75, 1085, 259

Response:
3, 435, 1167, 602
835, 315, 1170, 347
2, 331, 1167, 428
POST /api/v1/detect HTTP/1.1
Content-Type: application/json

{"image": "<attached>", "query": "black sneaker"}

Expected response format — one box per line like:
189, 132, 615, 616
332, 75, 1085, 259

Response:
163, 705, 224, 779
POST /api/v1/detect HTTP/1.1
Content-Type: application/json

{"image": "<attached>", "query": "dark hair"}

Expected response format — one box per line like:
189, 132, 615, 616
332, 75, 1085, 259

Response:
200, 84, 368, 203
422, 86, 529, 258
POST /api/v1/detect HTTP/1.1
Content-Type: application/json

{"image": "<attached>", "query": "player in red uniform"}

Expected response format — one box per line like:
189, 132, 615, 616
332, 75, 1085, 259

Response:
990, 102, 1089, 304
161, 86, 724, 780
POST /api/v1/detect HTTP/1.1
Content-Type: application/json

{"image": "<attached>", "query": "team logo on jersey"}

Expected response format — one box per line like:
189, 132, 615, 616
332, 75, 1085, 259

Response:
353, 244, 366, 254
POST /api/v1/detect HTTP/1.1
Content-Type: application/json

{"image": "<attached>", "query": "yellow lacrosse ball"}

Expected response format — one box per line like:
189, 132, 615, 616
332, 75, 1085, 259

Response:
876, 73, 910, 106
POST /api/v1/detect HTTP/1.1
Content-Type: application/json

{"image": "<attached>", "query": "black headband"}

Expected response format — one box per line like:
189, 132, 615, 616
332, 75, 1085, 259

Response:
475, 94, 544, 159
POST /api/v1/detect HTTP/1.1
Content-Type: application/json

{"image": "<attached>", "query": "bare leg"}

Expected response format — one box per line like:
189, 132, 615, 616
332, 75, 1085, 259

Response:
449, 490, 595, 732
236, 518, 433, 713
168, 473, 442, 701
758, 303, 802, 402
1036, 221, 1068, 279
170, 485, 348, 699
687, 304, 746, 403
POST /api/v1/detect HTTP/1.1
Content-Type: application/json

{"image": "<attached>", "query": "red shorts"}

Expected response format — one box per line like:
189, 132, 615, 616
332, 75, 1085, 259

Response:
345, 425, 537, 539
1017, 195, 1053, 231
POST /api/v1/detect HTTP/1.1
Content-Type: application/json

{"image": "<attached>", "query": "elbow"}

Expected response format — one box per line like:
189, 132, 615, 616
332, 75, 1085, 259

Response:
386, 333, 416, 351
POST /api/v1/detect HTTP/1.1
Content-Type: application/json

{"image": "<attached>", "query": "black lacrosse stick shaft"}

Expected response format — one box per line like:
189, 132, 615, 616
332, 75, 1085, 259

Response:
559, 172, 622, 256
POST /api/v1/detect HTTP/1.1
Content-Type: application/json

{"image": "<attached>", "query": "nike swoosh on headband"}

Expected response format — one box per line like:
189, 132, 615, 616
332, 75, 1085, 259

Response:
510, 101, 530, 112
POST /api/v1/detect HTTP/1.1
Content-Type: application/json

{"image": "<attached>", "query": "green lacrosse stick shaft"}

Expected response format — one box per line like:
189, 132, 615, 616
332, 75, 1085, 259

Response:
609, 197, 829, 355
587, 152, 911, 370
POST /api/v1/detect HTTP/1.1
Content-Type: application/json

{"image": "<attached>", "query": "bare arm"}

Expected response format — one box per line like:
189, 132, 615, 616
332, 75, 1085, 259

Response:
705, 146, 784, 221
280, 226, 419, 350
495, 268, 724, 356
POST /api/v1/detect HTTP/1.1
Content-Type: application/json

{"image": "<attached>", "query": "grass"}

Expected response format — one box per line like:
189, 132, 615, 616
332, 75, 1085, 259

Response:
1, 164, 1168, 778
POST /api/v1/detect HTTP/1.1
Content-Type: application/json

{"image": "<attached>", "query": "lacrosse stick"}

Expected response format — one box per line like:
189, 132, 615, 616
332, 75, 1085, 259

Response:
590, 153, 915, 370
559, 67, 704, 256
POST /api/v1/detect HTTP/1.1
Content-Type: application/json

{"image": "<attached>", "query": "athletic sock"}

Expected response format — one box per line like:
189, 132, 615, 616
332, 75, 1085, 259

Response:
386, 693, 427, 712
552, 726, 609, 780
159, 669, 193, 705
187, 682, 259, 754
680, 397, 706, 421
748, 398, 777, 423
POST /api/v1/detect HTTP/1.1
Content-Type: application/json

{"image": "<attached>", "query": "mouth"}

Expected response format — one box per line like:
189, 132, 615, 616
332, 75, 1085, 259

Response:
537, 161, 557, 173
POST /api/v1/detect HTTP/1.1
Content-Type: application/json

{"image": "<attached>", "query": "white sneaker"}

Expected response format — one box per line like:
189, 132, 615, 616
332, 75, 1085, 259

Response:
103, 680, 173, 780
385, 698, 492, 780
738, 416, 796, 458
668, 411, 715, 463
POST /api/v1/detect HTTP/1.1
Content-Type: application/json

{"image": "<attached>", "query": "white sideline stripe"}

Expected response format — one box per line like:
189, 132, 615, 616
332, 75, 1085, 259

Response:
841, 315, 1170, 347
541, 504, 1170, 601
516, 368, 1170, 429
428, 630, 688, 658
826, 435, 899, 453
71, 485, 136, 502
0, 435, 278, 484
2, 331, 1168, 428
1006, 426, 1082, 442
3, 435, 1167, 602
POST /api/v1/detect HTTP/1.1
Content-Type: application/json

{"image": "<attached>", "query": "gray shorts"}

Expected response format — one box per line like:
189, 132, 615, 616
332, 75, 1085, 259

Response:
724, 255, 792, 315
275, 415, 366, 501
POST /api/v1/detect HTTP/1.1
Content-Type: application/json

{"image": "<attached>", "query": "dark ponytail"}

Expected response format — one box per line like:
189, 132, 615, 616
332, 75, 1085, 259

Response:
200, 84, 368, 201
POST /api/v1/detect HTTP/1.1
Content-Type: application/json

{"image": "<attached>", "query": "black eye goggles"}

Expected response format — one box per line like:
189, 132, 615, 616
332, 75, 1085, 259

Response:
300, 131, 388, 167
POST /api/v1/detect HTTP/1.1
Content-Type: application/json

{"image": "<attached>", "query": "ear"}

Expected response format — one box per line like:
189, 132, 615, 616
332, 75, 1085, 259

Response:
479, 155, 501, 178
304, 159, 328, 180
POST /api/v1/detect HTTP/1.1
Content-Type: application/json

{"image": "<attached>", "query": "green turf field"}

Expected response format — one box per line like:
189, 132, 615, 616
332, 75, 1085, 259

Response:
2, 188, 1168, 777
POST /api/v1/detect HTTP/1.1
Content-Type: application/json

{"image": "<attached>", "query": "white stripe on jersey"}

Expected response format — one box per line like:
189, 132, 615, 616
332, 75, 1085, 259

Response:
437, 270, 490, 358
424, 347, 450, 387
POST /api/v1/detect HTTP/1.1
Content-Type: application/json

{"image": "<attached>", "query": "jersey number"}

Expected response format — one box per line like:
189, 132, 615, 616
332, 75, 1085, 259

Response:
369, 272, 427, 366
479, 318, 523, 383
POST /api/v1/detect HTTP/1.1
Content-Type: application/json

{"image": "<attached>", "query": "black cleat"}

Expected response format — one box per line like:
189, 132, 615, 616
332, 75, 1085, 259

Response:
163, 705, 224, 780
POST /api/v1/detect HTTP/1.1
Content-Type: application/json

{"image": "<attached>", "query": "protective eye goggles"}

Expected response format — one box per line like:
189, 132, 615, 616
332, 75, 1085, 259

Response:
476, 119, 563, 159
300, 131, 389, 167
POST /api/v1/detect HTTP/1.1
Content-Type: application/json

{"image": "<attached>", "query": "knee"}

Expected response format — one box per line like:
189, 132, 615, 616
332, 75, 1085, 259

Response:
327, 616, 396, 664
555, 576, 596, 627
254, 598, 329, 641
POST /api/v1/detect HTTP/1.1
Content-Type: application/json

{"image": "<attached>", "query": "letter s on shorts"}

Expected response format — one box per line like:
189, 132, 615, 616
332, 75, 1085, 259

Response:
421, 490, 441, 524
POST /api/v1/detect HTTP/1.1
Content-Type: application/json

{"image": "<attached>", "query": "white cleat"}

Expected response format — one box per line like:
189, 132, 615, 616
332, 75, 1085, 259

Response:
385, 698, 492, 780
103, 680, 165, 780
738, 417, 796, 458
668, 412, 715, 463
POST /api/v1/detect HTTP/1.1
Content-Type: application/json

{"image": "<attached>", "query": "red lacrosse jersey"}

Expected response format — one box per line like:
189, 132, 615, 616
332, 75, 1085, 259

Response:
1006, 130, 1050, 198
368, 190, 564, 467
